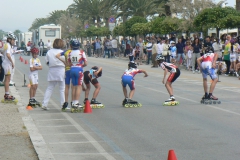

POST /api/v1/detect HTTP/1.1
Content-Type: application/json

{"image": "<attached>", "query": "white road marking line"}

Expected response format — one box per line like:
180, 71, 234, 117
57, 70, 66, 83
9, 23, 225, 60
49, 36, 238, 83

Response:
37, 125, 74, 128
48, 141, 103, 144
41, 133, 88, 135
36, 119, 67, 121
52, 153, 114, 155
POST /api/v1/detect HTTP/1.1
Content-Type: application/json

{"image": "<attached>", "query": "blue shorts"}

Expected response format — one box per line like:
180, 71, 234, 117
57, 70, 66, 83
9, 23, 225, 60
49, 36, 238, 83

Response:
121, 75, 135, 90
70, 67, 83, 86
201, 67, 217, 80
65, 70, 71, 85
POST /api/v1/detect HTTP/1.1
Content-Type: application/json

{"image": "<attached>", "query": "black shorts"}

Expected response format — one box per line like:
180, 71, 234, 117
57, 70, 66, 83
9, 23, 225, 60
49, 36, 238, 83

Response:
167, 68, 180, 83
84, 71, 98, 85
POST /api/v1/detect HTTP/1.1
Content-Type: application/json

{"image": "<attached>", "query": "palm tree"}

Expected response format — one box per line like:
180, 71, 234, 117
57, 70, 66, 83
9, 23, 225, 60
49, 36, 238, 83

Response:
48, 10, 67, 25
237, 0, 240, 11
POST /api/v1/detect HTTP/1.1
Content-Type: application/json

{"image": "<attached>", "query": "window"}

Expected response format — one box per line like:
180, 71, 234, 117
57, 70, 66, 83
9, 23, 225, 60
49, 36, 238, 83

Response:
45, 30, 55, 37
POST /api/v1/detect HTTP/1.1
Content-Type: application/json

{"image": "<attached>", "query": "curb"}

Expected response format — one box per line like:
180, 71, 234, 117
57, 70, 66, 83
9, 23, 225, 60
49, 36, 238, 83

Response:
10, 86, 55, 160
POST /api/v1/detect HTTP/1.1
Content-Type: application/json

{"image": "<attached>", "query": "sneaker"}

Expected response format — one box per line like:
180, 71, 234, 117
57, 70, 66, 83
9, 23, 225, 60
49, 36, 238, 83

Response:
192, 70, 195, 74
224, 74, 229, 76
0, 81, 3, 85
208, 95, 218, 100
41, 106, 49, 110
10, 81, 15, 85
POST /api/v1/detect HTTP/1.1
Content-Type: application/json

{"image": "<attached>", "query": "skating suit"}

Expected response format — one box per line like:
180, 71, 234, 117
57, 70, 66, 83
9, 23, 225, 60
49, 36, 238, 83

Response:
61, 50, 71, 85
2, 43, 13, 75
201, 52, 217, 80
68, 50, 87, 86
121, 68, 142, 90
29, 58, 41, 85
160, 62, 180, 83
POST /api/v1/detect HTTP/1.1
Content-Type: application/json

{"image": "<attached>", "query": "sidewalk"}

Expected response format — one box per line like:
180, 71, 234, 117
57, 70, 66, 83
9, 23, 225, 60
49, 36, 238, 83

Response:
0, 86, 38, 160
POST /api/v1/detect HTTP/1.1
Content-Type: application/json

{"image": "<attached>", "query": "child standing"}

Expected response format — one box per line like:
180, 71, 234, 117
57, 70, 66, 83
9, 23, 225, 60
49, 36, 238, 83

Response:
68, 40, 87, 108
187, 47, 193, 70
170, 41, 177, 64
28, 47, 42, 106
155, 55, 181, 102
121, 62, 148, 106
133, 43, 140, 65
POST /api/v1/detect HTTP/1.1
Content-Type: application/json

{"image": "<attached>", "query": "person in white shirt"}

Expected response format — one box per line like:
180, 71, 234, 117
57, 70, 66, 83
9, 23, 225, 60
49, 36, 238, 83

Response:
157, 40, 163, 55
38, 39, 44, 56
111, 38, 118, 57
46, 40, 51, 51
28, 47, 42, 106
146, 40, 153, 65
151, 40, 158, 68
42, 39, 65, 110
138, 38, 144, 65
2, 33, 17, 101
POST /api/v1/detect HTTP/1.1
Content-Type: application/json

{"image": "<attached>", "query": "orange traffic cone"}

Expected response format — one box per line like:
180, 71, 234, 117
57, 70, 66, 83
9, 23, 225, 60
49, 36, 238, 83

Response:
19, 56, 22, 60
21, 58, 24, 62
84, 100, 92, 113
167, 150, 177, 160
26, 105, 33, 110
25, 60, 28, 64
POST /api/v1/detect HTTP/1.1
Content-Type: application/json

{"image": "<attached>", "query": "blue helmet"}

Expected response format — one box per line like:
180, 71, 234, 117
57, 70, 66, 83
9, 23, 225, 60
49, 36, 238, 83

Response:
71, 39, 80, 50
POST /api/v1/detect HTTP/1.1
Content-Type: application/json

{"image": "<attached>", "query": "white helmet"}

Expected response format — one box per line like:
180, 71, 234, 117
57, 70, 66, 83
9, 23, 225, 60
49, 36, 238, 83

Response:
7, 33, 16, 40
156, 54, 165, 61
2, 37, 7, 41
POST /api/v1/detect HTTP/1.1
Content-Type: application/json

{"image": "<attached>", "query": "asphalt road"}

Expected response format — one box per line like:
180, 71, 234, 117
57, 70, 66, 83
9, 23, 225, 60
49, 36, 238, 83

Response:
14, 54, 240, 160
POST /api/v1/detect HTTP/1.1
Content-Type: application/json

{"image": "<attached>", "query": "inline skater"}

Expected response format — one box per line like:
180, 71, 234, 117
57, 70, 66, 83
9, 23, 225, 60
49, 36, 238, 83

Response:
155, 55, 181, 104
197, 47, 220, 104
67, 40, 87, 111
2, 33, 17, 102
121, 62, 148, 107
83, 66, 103, 106
28, 47, 42, 107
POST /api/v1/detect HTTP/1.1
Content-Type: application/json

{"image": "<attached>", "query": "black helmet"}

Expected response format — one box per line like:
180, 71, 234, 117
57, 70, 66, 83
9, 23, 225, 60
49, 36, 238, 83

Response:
128, 62, 137, 69
205, 46, 214, 53
71, 39, 80, 50
155, 54, 165, 61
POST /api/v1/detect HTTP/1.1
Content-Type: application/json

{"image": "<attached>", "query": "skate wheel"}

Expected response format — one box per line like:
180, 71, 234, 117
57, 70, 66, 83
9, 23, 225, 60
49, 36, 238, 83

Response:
129, 104, 133, 108
71, 109, 75, 113
137, 103, 141, 107
124, 104, 129, 108
218, 101, 221, 104
204, 101, 208, 104
101, 105, 105, 108
97, 105, 101, 109
209, 101, 212, 104
213, 101, 216, 104
1, 99, 4, 103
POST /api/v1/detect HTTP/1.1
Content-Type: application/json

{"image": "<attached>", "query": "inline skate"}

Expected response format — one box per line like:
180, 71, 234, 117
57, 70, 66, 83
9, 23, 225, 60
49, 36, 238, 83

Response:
1, 94, 18, 105
123, 98, 142, 108
163, 96, 179, 106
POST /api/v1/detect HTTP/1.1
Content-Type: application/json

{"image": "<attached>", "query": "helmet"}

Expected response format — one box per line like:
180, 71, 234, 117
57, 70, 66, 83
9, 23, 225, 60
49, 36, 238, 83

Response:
205, 46, 214, 53
7, 33, 16, 40
91, 66, 102, 77
31, 47, 39, 54
155, 54, 165, 61
128, 62, 137, 69
136, 43, 140, 47
71, 39, 80, 49
2, 37, 7, 41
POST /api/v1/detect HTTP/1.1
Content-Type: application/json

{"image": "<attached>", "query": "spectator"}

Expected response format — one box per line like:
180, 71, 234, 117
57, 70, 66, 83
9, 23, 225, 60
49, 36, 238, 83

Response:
223, 35, 231, 76
111, 37, 118, 58
162, 39, 170, 63
125, 38, 131, 57
176, 38, 185, 66
146, 39, 153, 65
86, 40, 91, 57
138, 38, 144, 65
191, 38, 202, 73
95, 38, 101, 58
38, 39, 44, 56
92, 40, 96, 56
151, 40, 158, 68
20, 41, 26, 51
46, 40, 51, 51
157, 39, 163, 55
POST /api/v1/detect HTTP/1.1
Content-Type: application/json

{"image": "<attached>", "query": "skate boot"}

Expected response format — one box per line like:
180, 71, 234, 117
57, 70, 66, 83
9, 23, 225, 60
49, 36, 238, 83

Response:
90, 99, 104, 108
163, 96, 179, 106
165, 96, 175, 102
2, 94, 18, 104
83, 98, 88, 104
122, 98, 128, 106
71, 103, 80, 113
208, 95, 221, 104
33, 99, 42, 107
28, 99, 36, 108
201, 94, 209, 104
62, 102, 68, 111
124, 99, 141, 108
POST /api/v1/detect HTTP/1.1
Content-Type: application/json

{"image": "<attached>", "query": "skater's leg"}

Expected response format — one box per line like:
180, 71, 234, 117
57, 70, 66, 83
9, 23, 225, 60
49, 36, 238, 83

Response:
122, 85, 128, 98
85, 83, 91, 99
165, 81, 173, 96
65, 84, 69, 102
4, 75, 11, 93
42, 81, 56, 107
129, 89, 135, 99
203, 78, 208, 93
209, 78, 218, 93
92, 83, 101, 99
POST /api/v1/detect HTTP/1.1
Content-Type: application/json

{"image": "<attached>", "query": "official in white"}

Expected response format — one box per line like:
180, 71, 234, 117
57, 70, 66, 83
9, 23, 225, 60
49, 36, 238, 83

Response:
42, 39, 65, 110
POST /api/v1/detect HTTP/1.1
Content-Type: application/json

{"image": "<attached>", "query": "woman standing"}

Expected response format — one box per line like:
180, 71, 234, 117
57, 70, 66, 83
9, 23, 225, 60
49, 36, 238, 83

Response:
42, 39, 65, 110
223, 35, 231, 76
191, 38, 202, 74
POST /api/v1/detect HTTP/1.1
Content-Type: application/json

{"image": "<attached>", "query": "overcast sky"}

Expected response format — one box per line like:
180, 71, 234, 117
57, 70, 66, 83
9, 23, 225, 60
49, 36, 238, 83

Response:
0, 0, 235, 33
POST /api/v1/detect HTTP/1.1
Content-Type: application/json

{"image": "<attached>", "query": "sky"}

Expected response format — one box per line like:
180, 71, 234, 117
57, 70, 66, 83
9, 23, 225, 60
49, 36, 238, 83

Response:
0, 0, 236, 33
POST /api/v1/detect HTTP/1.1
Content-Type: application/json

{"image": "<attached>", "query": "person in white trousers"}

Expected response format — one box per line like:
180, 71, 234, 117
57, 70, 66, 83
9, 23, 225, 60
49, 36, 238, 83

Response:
42, 39, 66, 110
